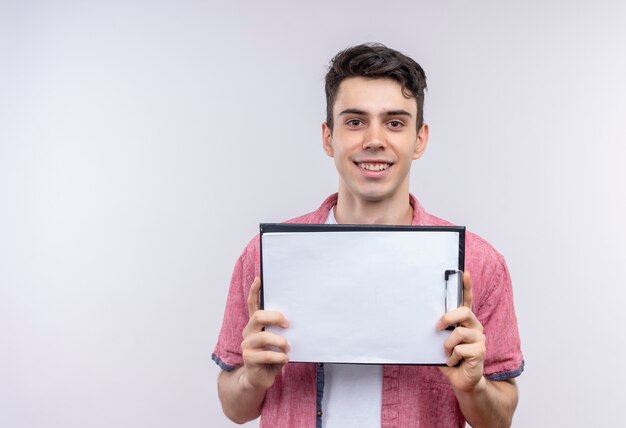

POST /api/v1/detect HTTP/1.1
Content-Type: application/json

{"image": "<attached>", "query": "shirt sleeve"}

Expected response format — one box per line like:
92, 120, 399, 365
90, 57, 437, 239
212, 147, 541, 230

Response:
212, 237, 259, 371
476, 253, 524, 381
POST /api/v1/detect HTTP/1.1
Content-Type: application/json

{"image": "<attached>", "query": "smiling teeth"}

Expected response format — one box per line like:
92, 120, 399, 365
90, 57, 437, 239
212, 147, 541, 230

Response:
359, 163, 389, 171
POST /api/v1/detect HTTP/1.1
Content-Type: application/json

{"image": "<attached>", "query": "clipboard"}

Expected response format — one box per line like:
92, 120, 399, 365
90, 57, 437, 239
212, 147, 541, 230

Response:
260, 223, 465, 365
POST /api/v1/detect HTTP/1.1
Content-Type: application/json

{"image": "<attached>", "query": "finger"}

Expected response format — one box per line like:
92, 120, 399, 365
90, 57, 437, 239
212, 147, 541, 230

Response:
463, 271, 473, 309
247, 277, 261, 318
443, 327, 485, 356
242, 331, 291, 353
446, 342, 485, 367
243, 349, 289, 366
243, 310, 289, 337
437, 306, 483, 331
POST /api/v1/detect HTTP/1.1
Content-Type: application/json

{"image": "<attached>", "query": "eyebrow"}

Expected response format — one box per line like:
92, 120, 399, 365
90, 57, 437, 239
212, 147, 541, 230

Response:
338, 108, 413, 117
338, 108, 367, 116
385, 110, 413, 117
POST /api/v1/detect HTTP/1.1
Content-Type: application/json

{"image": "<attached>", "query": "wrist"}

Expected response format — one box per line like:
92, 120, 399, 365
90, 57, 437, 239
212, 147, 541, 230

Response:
237, 367, 265, 394
237, 366, 257, 393
471, 375, 488, 394
456, 375, 488, 396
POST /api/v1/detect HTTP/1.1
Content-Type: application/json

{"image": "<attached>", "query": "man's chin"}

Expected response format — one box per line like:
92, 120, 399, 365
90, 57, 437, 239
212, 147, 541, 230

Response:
339, 180, 403, 203
360, 194, 387, 202
353, 188, 395, 203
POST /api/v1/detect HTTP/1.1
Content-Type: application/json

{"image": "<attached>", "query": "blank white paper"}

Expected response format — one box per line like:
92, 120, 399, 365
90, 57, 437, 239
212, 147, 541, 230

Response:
262, 229, 462, 365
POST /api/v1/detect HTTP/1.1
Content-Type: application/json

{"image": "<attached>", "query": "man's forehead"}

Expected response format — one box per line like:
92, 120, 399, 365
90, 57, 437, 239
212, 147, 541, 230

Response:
333, 77, 417, 115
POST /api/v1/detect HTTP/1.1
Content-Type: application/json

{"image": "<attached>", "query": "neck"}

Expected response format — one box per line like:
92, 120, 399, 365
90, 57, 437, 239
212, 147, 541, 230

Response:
334, 189, 413, 226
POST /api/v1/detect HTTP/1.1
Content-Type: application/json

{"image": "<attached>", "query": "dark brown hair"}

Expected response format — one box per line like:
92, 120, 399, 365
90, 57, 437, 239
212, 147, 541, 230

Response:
325, 43, 427, 131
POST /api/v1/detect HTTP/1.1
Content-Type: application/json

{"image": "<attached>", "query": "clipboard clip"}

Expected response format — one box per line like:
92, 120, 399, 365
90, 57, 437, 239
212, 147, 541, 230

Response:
444, 269, 464, 331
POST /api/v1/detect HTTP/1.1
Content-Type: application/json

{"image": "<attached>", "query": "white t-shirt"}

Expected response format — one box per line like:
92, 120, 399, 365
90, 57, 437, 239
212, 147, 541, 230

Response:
321, 207, 382, 427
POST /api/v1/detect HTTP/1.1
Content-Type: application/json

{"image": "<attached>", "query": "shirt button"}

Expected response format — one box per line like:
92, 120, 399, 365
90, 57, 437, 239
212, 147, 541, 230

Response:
316, 410, 323, 417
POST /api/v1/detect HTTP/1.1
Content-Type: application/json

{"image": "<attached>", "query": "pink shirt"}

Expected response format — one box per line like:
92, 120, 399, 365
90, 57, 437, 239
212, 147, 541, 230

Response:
213, 194, 524, 428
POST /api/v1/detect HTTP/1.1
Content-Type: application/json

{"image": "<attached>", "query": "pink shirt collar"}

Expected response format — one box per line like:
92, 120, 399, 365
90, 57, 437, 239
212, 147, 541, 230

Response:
312, 193, 427, 226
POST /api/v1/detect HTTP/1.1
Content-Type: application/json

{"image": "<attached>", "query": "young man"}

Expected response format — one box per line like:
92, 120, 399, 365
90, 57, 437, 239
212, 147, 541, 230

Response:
213, 43, 524, 427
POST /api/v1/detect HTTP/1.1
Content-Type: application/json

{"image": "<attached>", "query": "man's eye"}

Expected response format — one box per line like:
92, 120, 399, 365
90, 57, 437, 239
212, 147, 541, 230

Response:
388, 120, 404, 128
347, 119, 362, 127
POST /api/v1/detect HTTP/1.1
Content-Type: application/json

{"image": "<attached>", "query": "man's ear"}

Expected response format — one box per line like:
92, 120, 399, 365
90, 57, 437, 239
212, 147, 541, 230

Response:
412, 123, 430, 160
322, 122, 334, 157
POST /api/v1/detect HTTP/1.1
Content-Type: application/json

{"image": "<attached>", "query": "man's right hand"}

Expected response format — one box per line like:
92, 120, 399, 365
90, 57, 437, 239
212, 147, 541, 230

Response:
239, 276, 290, 392
217, 276, 290, 423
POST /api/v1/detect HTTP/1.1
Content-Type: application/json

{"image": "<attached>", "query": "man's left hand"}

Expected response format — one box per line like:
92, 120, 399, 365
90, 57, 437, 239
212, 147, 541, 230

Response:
437, 271, 487, 393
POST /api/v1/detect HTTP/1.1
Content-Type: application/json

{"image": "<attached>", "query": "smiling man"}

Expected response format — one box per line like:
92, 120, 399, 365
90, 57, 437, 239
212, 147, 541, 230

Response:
322, 76, 427, 225
213, 43, 524, 428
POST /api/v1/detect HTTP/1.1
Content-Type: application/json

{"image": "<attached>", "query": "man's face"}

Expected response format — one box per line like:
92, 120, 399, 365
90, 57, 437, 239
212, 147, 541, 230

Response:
322, 77, 429, 203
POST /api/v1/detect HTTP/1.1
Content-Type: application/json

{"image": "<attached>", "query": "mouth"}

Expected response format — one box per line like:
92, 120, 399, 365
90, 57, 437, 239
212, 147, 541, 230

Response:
356, 162, 392, 171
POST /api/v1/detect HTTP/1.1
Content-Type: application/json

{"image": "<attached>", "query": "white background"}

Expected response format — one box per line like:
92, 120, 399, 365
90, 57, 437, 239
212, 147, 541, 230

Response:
2, 1, 625, 427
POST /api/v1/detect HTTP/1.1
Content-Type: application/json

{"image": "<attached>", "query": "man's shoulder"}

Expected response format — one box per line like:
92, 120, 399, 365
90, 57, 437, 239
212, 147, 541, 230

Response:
283, 211, 326, 225
239, 194, 337, 258
421, 207, 505, 268
422, 209, 509, 308
284, 193, 337, 225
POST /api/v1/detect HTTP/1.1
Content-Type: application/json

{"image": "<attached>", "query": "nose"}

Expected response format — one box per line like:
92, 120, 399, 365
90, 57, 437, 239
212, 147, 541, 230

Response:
363, 124, 386, 150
